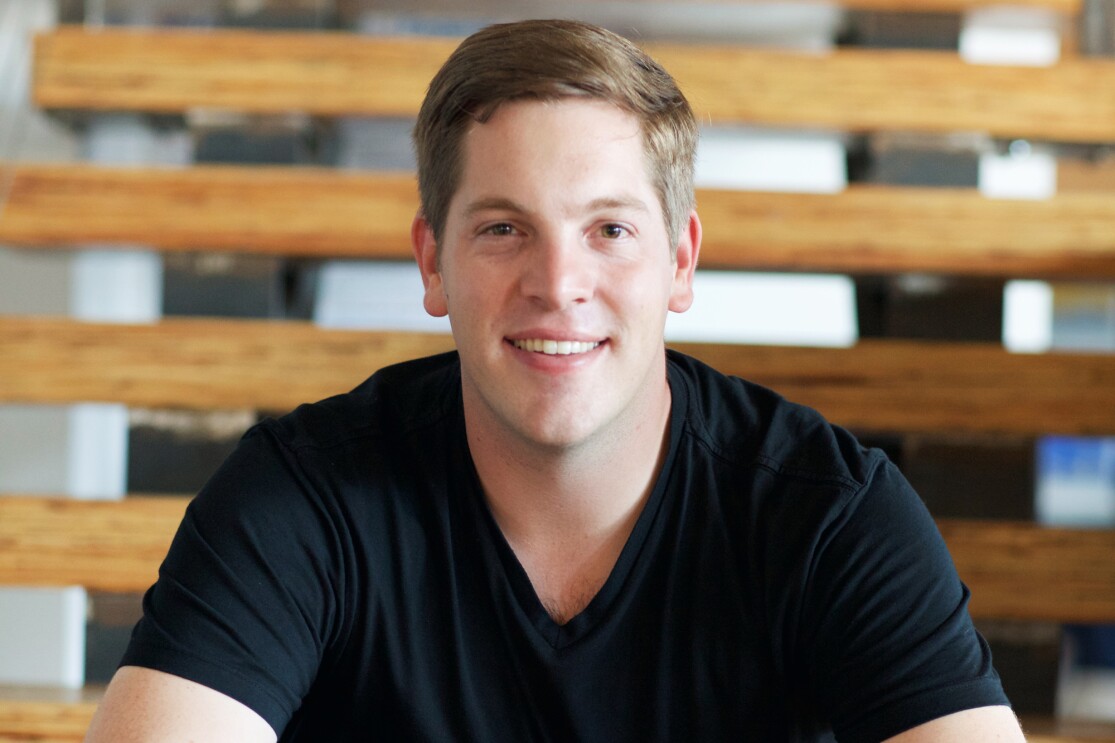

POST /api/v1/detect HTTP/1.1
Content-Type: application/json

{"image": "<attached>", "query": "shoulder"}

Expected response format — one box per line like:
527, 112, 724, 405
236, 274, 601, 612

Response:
666, 349, 883, 497
260, 350, 462, 453
664, 355, 1009, 739
665, 350, 920, 593
184, 351, 463, 539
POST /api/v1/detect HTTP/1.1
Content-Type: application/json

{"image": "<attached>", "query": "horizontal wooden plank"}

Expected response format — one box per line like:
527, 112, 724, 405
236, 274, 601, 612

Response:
0, 164, 418, 259
5, 164, 1115, 278
32, 28, 1115, 142
696, 185, 1115, 278
1021, 727, 1115, 740
1021, 717, 1115, 743
32, 27, 454, 118
651, 45, 1115, 142
358, 0, 1084, 17
665, 338, 1115, 436
838, 0, 1079, 9
0, 496, 186, 594
940, 520, 1115, 624
370, 0, 1083, 14
0, 699, 96, 742
3, 495, 1113, 623
3, 316, 1115, 436
0, 316, 457, 413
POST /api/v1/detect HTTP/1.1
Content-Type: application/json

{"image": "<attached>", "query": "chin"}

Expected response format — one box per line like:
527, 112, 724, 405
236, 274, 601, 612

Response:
513, 415, 604, 452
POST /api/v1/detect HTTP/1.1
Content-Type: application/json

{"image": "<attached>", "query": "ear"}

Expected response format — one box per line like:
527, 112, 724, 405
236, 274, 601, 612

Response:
668, 209, 701, 313
411, 212, 449, 317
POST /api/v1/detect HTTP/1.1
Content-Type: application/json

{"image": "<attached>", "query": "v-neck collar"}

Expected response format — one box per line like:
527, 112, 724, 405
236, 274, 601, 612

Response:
461, 361, 688, 650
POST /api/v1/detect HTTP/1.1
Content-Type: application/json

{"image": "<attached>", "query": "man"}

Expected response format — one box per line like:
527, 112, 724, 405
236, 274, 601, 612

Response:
87, 19, 1025, 742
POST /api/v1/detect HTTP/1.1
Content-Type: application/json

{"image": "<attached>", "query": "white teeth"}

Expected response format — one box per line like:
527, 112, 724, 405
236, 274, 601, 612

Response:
513, 339, 600, 355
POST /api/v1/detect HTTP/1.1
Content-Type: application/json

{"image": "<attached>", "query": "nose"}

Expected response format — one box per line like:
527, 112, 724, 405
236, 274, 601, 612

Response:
519, 230, 595, 310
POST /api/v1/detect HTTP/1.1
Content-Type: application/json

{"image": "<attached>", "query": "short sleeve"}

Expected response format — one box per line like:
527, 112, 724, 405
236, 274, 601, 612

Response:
120, 423, 345, 734
796, 457, 1010, 742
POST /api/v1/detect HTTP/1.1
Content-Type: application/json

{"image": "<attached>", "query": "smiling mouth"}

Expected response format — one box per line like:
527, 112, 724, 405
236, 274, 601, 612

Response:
511, 339, 602, 356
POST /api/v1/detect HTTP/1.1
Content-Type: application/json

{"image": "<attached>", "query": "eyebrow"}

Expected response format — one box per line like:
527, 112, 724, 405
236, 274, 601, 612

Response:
586, 197, 651, 214
462, 196, 651, 218
462, 197, 529, 219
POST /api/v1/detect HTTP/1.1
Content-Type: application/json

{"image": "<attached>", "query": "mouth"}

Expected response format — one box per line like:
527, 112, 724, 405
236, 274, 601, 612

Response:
510, 338, 603, 356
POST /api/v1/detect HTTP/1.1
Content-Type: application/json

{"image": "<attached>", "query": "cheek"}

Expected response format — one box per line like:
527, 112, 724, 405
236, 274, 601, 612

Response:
616, 269, 673, 309
444, 277, 498, 325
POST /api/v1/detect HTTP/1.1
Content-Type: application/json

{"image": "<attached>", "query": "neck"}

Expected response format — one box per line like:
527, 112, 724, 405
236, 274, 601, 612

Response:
463, 375, 673, 624
465, 380, 672, 546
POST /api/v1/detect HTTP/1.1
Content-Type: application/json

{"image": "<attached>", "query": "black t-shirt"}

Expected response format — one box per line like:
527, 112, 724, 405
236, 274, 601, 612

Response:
122, 350, 1009, 741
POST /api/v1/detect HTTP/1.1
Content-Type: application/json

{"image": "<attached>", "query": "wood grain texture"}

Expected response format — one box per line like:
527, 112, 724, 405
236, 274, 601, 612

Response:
939, 520, 1115, 623
5, 164, 1115, 278
696, 185, 1115, 278
3, 316, 1115, 435
0, 686, 98, 743
665, 338, 1115, 436
0, 702, 95, 742
1020, 715, 1115, 743
0, 316, 457, 413
32, 28, 1115, 141
0, 496, 186, 593
32, 27, 455, 117
0, 164, 418, 258
837, 0, 1079, 9
2, 495, 1113, 622
649, 43, 1115, 142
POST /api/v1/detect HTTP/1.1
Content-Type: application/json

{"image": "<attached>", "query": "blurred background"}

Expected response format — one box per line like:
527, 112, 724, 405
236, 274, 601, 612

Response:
1, 0, 1114, 732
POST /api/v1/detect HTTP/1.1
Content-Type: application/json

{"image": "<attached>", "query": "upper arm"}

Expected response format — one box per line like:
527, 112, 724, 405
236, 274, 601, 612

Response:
85, 666, 277, 743
792, 459, 1011, 737
119, 425, 343, 730
882, 706, 1025, 742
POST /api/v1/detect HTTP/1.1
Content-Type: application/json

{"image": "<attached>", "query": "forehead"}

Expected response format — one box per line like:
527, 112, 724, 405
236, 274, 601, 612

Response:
453, 99, 654, 204
469, 97, 643, 152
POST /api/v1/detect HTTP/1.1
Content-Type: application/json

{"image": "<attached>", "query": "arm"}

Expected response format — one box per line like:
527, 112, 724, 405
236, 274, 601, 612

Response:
111, 424, 342, 736
884, 706, 1024, 742
790, 457, 1014, 739
85, 666, 277, 743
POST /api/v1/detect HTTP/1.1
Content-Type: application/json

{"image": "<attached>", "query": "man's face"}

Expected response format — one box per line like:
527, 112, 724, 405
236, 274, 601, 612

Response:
413, 98, 699, 453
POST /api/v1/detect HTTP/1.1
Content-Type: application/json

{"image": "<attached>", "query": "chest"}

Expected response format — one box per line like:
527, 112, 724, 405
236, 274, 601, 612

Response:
505, 529, 631, 626
297, 548, 785, 743
298, 437, 826, 741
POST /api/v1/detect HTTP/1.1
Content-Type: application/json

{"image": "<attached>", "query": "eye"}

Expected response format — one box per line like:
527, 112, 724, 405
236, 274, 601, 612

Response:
599, 223, 630, 239
483, 222, 517, 237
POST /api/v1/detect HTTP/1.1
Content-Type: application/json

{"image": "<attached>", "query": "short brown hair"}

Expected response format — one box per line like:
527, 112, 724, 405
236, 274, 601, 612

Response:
413, 19, 698, 253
